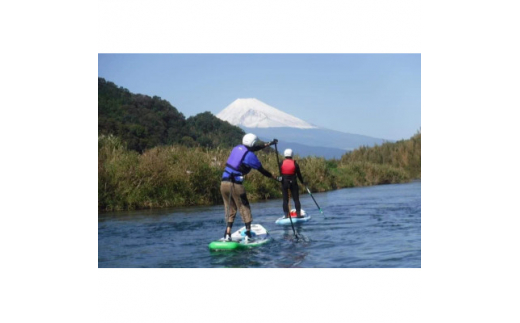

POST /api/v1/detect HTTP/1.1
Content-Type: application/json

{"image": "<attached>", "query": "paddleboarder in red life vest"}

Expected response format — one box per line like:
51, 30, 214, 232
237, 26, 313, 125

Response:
280, 148, 306, 218
220, 133, 280, 242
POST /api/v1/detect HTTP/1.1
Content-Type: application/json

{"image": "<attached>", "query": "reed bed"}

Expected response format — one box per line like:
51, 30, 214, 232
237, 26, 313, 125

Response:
99, 132, 420, 211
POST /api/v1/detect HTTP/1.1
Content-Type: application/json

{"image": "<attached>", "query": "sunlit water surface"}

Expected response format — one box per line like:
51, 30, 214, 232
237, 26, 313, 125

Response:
99, 181, 421, 268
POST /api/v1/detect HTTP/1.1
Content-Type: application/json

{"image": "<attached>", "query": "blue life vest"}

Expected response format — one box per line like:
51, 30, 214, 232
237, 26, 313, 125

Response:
225, 145, 250, 174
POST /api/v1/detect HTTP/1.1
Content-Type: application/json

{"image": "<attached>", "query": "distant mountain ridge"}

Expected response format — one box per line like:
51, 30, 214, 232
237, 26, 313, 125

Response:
243, 127, 388, 159
216, 98, 389, 158
99, 82, 388, 159
268, 140, 350, 160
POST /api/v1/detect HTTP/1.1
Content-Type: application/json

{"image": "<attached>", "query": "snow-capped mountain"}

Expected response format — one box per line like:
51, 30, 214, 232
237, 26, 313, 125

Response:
216, 98, 317, 129
216, 98, 389, 158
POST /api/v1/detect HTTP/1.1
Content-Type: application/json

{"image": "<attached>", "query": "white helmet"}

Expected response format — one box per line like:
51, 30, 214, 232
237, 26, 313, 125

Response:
284, 148, 293, 157
242, 133, 258, 147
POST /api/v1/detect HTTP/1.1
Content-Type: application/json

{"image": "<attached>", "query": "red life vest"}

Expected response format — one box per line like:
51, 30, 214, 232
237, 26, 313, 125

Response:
281, 159, 296, 175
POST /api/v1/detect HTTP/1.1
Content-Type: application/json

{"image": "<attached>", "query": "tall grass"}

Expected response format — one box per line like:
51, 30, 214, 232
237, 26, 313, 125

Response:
99, 131, 421, 211
99, 135, 227, 211
340, 130, 421, 179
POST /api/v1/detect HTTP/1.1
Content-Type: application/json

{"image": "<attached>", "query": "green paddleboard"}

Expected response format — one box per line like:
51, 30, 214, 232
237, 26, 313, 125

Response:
209, 224, 271, 251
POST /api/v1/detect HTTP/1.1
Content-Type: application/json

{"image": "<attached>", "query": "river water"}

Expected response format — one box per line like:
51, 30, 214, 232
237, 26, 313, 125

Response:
98, 181, 421, 268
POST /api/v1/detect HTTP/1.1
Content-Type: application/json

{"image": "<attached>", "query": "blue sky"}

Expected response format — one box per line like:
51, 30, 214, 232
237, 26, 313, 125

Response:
98, 54, 420, 140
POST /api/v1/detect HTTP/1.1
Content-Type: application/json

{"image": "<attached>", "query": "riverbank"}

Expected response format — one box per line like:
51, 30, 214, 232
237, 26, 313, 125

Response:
99, 132, 420, 211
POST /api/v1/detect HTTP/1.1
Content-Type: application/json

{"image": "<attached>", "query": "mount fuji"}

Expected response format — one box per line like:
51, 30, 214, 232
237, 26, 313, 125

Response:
217, 98, 317, 129
216, 98, 388, 159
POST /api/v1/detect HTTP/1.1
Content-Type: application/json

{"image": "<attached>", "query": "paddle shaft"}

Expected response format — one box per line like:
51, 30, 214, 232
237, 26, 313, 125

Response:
306, 186, 323, 214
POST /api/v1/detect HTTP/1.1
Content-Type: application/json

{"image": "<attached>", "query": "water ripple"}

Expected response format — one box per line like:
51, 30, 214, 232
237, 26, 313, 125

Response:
99, 182, 421, 268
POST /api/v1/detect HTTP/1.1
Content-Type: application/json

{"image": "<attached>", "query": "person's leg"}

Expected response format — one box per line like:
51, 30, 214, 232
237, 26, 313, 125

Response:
282, 180, 290, 217
291, 183, 302, 217
231, 184, 256, 240
231, 183, 252, 221
221, 182, 237, 239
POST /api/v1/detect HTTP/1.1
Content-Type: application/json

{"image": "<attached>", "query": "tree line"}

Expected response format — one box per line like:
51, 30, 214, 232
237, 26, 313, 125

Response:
98, 77, 245, 153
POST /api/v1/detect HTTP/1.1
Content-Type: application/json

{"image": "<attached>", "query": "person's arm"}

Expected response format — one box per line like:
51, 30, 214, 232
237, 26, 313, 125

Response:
295, 161, 305, 184
257, 166, 275, 179
249, 138, 278, 152
248, 140, 269, 152
244, 152, 279, 180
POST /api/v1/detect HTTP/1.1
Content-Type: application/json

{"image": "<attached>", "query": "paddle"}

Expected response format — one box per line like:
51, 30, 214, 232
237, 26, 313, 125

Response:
274, 143, 298, 239
305, 186, 324, 214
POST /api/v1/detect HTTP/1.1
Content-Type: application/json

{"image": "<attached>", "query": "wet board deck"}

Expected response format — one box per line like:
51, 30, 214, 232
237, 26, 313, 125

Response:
208, 224, 271, 251
275, 209, 311, 225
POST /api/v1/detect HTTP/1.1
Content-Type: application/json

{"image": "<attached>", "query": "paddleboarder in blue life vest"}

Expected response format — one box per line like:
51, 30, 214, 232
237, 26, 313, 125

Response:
221, 133, 281, 242
280, 148, 306, 218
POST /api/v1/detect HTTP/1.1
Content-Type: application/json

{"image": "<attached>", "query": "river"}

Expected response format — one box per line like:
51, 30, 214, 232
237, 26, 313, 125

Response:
98, 181, 421, 268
